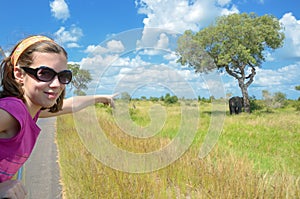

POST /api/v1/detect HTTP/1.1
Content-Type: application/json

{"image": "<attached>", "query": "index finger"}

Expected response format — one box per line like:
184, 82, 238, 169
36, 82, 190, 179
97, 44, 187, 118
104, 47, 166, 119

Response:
112, 93, 120, 98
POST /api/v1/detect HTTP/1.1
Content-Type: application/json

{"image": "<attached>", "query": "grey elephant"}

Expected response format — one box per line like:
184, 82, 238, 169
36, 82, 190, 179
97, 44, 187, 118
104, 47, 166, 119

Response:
229, 96, 244, 114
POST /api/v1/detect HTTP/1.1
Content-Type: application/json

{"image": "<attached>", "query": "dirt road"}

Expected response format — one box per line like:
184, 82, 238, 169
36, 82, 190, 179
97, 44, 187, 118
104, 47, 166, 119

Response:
23, 117, 62, 199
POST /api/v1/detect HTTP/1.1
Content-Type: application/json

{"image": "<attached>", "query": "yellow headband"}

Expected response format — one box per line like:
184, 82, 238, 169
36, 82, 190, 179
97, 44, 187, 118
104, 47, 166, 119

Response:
11, 35, 53, 67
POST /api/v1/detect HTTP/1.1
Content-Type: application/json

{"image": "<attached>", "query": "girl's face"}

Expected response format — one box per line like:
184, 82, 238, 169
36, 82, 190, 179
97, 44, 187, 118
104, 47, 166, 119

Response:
21, 52, 67, 115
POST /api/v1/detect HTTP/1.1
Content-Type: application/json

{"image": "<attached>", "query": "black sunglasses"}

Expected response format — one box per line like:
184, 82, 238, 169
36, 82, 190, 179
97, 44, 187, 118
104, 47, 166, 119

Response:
21, 66, 72, 84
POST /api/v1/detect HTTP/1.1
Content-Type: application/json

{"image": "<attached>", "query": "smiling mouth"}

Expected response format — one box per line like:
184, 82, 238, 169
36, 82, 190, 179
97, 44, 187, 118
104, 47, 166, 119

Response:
44, 91, 59, 99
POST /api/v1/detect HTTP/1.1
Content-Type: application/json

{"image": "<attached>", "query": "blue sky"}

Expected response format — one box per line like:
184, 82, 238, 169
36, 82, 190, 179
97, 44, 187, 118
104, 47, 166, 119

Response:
1, 0, 299, 99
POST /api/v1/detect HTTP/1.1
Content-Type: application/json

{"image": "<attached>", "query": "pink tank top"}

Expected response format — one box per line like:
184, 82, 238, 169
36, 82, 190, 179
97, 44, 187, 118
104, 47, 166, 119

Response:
0, 97, 41, 182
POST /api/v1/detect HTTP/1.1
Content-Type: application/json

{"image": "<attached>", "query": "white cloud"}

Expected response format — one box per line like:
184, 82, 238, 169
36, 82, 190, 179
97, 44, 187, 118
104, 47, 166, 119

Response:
264, 51, 275, 62
254, 63, 300, 87
220, 62, 300, 98
50, 0, 70, 22
135, 0, 238, 58
131, 1, 300, 99
66, 43, 80, 48
277, 13, 300, 59
156, 33, 169, 49
113, 64, 197, 97
244, 63, 300, 99
94, 50, 226, 98
135, 1, 300, 63
163, 51, 178, 60
135, 0, 238, 33
217, 0, 231, 6
69, 2, 299, 99
220, 4, 239, 16
54, 25, 83, 48
81, 54, 119, 71
85, 45, 108, 55
137, 32, 171, 56
85, 40, 125, 55
136, 28, 175, 49
107, 40, 125, 53
114, 55, 149, 67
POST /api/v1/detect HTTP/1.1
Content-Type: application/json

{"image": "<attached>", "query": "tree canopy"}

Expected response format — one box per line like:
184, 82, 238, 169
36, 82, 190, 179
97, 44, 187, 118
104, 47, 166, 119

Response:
177, 12, 285, 113
68, 64, 92, 96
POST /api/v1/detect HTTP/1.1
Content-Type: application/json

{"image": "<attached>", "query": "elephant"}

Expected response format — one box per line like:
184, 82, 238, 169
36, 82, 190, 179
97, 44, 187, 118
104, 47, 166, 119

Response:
229, 96, 244, 115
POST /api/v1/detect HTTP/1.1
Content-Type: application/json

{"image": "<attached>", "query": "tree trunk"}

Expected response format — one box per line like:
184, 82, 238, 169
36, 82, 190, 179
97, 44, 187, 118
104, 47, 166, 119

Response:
225, 65, 255, 114
239, 83, 251, 113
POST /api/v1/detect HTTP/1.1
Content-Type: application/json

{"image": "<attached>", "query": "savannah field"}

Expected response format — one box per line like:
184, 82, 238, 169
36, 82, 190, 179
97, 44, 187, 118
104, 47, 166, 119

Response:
56, 100, 300, 198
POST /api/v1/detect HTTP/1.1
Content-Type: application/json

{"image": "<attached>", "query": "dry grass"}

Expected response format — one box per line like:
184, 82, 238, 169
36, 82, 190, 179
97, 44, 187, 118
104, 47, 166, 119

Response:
56, 101, 300, 198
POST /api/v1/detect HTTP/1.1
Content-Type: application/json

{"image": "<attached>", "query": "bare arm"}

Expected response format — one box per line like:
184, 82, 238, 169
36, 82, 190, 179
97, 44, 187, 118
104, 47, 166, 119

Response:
39, 93, 118, 118
0, 109, 20, 139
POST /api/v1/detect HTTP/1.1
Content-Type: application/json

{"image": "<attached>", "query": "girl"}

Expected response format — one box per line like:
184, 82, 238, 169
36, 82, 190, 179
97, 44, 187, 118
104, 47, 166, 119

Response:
0, 35, 117, 198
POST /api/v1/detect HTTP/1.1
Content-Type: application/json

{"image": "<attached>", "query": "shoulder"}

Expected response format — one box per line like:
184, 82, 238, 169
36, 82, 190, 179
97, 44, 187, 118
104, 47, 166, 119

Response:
0, 97, 27, 113
0, 97, 28, 138
0, 97, 24, 107
0, 97, 28, 126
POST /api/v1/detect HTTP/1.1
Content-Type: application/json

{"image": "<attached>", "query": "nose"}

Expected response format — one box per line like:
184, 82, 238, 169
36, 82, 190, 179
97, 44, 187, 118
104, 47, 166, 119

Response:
49, 75, 62, 87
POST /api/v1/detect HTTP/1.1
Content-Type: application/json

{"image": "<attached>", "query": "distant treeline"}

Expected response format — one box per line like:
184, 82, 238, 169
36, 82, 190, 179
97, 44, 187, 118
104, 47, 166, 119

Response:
118, 91, 300, 111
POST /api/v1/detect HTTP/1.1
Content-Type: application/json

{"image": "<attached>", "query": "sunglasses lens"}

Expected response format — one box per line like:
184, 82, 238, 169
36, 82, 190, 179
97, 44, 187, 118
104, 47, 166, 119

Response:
58, 71, 72, 84
37, 67, 56, 82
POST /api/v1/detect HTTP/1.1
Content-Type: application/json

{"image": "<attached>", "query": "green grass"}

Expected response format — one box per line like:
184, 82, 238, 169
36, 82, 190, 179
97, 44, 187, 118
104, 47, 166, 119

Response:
56, 100, 300, 198
220, 112, 300, 175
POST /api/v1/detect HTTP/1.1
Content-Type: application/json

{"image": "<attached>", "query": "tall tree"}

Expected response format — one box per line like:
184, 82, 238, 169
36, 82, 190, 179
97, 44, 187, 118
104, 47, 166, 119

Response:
176, 13, 285, 113
68, 63, 92, 96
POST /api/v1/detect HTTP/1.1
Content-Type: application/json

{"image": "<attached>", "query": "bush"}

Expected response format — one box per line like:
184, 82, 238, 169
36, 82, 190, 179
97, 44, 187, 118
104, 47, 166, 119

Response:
249, 96, 263, 112
262, 90, 287, 110
293, 101, 300, 111
164, 93, 178, 104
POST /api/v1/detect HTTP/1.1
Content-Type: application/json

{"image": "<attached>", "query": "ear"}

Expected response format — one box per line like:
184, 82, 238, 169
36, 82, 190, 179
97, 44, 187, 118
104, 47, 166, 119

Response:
14, 67, 25, 85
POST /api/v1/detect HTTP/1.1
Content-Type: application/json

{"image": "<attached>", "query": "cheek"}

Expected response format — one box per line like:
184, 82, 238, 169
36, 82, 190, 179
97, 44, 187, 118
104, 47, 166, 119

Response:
29, 80, 46, 89
60, 85, 66, 92
58, 86, 66, 97
23, 79, 48, 94
23, 75, 39, 84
